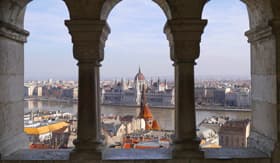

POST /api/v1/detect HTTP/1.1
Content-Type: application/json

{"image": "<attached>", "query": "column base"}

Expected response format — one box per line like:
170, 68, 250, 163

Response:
70, 139, 104, 160
70, 149, 103, 160
172, 138, 204, 159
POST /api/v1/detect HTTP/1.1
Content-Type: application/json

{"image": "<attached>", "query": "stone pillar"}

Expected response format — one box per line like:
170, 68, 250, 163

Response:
270, 19, 280, 163
0, 21, 29, 156
65, 20, 110, 160
164, 19, 207, 158
245, 22, 278, 156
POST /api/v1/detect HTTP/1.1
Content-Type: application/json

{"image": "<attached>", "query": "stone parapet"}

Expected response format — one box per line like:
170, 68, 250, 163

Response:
249, 130, 276, 157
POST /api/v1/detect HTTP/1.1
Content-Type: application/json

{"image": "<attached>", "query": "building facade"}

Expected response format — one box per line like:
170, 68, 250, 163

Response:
101, 68, 175, 107
219, 119, 250, 148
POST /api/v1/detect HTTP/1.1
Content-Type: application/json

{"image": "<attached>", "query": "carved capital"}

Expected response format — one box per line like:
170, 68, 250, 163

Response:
0, 20, 29, 43
73, 43, 105, 63
65, 20, 110, 62
245, 25, 273, 43
246, 20, 280, 43
164, 19, 207, 62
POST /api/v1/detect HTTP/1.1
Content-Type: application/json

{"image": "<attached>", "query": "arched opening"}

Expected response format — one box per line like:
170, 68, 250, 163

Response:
196, 0, 251, 149
23, 0, 77, 150
0, 0, 279, 160
100, 0, 174, 151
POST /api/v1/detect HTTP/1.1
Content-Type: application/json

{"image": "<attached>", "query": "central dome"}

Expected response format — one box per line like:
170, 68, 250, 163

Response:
134, 67, 145, 81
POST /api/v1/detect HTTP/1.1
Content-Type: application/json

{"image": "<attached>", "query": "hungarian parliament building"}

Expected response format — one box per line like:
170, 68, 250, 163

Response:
100, 68, 175, 107
24, 68, 250, 108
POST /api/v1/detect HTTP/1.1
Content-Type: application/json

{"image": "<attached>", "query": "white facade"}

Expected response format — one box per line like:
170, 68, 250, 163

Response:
101, 69, 174, 106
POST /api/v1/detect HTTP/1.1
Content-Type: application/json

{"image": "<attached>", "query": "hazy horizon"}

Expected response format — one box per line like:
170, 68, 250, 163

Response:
24, 74, 251, 82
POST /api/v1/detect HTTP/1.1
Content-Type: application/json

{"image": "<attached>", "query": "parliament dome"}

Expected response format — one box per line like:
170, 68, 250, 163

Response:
134, 67, 145, 81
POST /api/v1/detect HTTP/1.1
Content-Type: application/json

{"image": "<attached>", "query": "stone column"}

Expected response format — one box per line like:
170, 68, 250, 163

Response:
0, 21, 29, 156
164, 19, 207, 158
270, 19, 280, 163
245, 21, 278, 156
65, 20, 110, 160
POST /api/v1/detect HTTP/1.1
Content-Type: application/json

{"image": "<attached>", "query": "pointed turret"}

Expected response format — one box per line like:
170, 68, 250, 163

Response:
139, 86, 146, 118
134, 66, 145, 81
165, 79, 168, 89
152, 120, 161, 131
138, 86, 154, 130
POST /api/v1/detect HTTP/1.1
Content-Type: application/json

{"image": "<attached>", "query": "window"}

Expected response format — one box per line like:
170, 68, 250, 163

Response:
196, 0, 251, 149
101, 0, 174, 150
24, 0, 76, 150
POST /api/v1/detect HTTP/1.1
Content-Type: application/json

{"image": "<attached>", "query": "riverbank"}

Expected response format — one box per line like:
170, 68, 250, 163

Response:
24, 97, 251, 111
24, 97, 77, 103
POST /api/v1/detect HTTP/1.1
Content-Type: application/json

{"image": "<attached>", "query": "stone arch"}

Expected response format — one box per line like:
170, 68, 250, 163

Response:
26, 0, 70, 17
241, 0, 274, 29
0, 0, 71, 157
0, 0, 31, 28
100, 0, 122, 20
152, 0, 172, 20
100, 0, 172, 21
2, 0, 280, 160
202, 0, 279, 156
167, 0, 209, 19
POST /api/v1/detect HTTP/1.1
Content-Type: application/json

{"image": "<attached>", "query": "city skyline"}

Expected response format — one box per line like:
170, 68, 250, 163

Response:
24, 0, 250, 80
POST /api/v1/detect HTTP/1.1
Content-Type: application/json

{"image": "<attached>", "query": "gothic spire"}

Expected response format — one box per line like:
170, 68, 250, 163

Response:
139, 86, 147, 118
140, 86, 146, 108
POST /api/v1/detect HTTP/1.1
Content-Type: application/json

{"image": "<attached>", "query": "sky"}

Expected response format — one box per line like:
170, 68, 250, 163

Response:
24, 0, 250, 80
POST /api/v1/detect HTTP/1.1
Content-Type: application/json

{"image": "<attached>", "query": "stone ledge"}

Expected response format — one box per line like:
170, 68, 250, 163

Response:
2, 148, 269, 161
0, 21, 29, 43
245, 25, 273, 43
203, 148, 268, 159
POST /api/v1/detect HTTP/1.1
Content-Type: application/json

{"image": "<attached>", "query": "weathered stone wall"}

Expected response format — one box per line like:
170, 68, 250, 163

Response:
242, 0, 279, 156
248, 30, 277, 155
0, 0, 29, 157
0, 35, 28, 156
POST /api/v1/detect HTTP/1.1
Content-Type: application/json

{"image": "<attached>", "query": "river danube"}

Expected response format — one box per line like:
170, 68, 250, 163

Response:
24, 100, 251, 131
